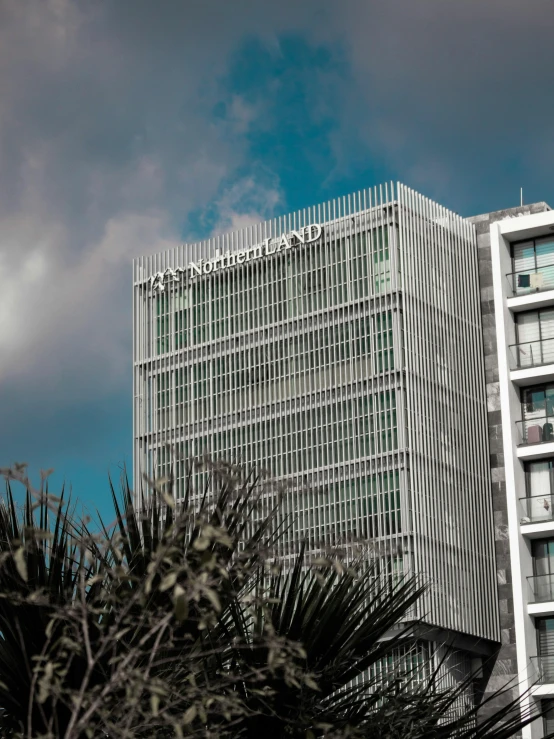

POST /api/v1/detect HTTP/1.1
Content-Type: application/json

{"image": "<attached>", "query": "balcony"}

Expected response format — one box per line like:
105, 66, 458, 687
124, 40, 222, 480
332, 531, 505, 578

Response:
516, 414, 554, 446
520, 494, 554, 524
510, 338, 554, 370
508, 264, 554, 297
529, 574, 554, 604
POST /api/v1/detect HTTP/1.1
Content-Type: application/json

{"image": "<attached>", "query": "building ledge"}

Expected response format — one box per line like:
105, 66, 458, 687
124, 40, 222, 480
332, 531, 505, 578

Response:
498, 209, 554, 238
511, 364, 554, 386
521, 520, 554, 538
517, 442, 554, 460
532, 683, 554, 697
529, 603, 554, 617
507, 289, 554, 313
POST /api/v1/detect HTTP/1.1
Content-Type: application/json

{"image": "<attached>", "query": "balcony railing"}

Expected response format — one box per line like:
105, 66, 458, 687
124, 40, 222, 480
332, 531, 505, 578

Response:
510, 338, 554, 369
529, 574, 554, 603
507, 263, 554, 296
532, 655, 554, 683
516, 413, 554, 445
520, 494, 554, 523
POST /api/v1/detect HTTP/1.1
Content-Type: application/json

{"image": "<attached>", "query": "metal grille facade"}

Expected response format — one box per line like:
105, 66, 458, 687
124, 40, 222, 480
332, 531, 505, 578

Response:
133, 182, 499, 643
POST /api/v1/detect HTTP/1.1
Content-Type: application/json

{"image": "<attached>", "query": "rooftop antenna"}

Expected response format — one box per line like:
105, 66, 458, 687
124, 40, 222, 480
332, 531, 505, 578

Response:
520, 187, 524, 207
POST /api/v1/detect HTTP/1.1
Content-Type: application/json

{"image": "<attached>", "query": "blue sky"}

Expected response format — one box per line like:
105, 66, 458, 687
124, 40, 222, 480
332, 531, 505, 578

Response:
1, 0, 554, 525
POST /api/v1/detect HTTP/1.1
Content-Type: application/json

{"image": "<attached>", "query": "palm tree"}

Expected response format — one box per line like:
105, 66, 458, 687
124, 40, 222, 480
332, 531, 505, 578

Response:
0, 461, 548, 738
219, 549, 535, 738
0, 462, 286, 738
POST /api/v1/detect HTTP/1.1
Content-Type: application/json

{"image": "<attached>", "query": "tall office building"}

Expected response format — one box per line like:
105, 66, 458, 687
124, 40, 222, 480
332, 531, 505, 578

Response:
133, 182, 500, 682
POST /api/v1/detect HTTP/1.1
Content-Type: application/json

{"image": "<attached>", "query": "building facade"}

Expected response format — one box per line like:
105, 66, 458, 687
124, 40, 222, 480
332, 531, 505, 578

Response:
484, 205, 554, 738
133, 183, 500, 678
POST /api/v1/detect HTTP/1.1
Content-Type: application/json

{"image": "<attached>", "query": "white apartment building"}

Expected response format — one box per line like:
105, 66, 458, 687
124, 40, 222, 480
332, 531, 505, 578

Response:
491, 207, 554, 737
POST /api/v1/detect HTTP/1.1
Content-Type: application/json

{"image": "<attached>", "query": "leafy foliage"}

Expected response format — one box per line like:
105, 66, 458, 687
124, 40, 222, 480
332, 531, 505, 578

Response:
0, 461, 548, 738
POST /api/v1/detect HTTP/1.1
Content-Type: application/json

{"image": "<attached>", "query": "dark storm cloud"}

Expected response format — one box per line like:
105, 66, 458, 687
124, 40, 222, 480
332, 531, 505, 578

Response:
0, 0, 332, 235
0, 0, 328, 468
1, 0, 553, 475
326, 0, 554, 211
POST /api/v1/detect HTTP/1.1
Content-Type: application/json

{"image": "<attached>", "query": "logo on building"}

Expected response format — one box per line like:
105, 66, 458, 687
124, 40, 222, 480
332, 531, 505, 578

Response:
149, 267, 186, 293
148, 224, 322, 292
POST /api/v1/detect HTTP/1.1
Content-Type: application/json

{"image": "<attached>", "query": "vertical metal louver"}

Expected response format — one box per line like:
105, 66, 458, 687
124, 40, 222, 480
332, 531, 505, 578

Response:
132, 182, 498, 643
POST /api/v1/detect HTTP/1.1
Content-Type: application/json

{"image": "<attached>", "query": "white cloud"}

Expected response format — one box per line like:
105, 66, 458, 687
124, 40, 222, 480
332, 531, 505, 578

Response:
0, 205, 175, 397
227, 96, 261, 136
210, 175, 283, 236
323, 0, 554, 206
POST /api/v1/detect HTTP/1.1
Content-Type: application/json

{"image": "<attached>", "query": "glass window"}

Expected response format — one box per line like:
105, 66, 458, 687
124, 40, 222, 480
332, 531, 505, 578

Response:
535, 236, 554, 268
522, 384, 554, 416
533, 542, 554, 606
516, 311, 540, 345
537, 617, 554, 663
533, 539, 554, 576
521, 384, 554, 444
516, 311, 541, 367
512, 237, 554, 295
513, 238, 554, 271
542, 309, 554, 339
526, 459, 554, 498
512, 241, 535, 274
515, 309, 554, 367
543, 699, 554, 736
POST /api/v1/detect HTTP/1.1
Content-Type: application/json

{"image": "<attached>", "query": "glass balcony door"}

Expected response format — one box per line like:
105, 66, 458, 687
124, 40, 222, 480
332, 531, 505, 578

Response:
513, 241, 536, 275
515, 309, 554, 367
537, 618, 554, 681
536, 239, 554, 278
542, 310, 554, 365
534, 539, 554, 575
525, 460, 554, 521
522, 384, 554, 443
512, 236, 554, 295
543, 699, 554, 735
533, 540, 554, 602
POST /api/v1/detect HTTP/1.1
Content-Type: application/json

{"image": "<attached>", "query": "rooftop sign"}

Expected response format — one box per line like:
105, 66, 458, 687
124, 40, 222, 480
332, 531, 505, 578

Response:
148, 224, 322, 292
